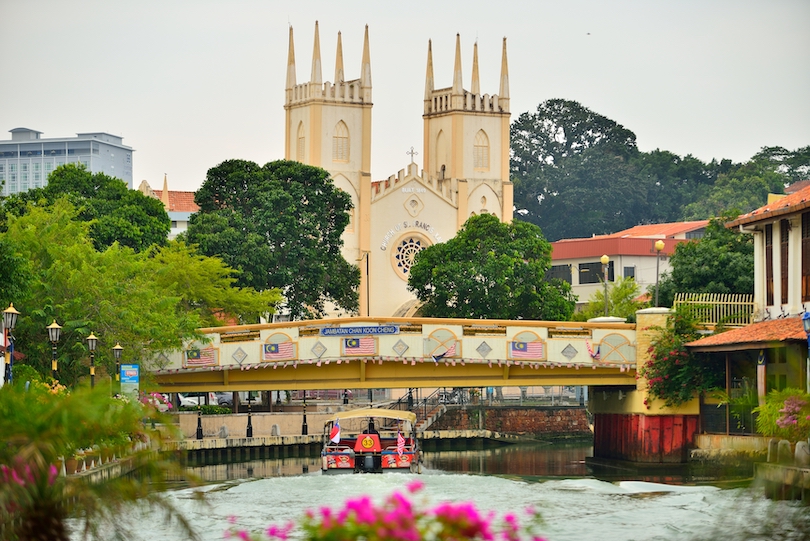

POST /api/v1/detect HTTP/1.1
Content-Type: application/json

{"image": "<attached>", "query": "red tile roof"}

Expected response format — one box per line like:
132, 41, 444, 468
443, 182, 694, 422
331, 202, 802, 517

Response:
599, 221, 708, 239
726, 184, 810, 228
166, 191, 199, 213
686, 316, 806, 352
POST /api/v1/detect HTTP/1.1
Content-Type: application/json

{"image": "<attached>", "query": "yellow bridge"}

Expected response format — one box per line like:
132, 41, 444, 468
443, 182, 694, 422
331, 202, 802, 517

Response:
152, 316, 638, 393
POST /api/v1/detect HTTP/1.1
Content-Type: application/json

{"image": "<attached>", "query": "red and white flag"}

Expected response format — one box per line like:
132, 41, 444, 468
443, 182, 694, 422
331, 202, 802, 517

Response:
330, 419, 341, 443
397, 430, 405, 456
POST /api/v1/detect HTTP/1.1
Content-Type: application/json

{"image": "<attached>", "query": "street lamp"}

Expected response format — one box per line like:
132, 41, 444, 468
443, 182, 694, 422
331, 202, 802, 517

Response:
47, 319, 62, 380
86, 332, 98, 388
112, 342, 123, 388
3, 304, 20, 385
654, 240, 665, 307
600, 255, 610, 316
802, 312, 810, 393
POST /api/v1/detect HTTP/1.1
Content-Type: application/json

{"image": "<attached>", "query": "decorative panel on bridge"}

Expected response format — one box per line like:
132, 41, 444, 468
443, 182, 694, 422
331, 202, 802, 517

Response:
153, 317, 638, 392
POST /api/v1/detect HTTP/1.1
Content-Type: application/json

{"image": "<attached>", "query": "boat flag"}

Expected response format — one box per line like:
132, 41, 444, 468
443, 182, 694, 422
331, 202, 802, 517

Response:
397, 429, 405, 456
330, 419, 341, 443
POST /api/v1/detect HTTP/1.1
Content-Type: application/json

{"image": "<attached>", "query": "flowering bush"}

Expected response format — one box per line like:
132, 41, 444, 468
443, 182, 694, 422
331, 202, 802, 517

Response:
638, 307, 724, 408
225, 480, 546, 541
754, 388, 810, 442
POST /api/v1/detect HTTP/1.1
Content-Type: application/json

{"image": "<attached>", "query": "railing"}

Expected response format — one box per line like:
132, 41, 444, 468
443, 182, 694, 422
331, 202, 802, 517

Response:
673, 293, 754, 327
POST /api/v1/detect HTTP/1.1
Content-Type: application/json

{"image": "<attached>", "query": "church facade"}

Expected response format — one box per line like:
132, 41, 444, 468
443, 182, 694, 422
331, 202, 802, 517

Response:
284, 23, 513, 317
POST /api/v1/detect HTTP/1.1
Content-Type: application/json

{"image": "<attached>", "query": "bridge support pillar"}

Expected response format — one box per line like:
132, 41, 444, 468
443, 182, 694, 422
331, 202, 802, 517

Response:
590, 307, 700, 464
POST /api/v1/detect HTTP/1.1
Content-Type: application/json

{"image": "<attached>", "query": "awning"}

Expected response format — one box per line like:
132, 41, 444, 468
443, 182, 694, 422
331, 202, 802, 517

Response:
686, 316, 806, 352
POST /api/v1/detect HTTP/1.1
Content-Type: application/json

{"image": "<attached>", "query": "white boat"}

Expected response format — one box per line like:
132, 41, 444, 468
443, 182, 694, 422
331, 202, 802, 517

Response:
321, 408, 422, 474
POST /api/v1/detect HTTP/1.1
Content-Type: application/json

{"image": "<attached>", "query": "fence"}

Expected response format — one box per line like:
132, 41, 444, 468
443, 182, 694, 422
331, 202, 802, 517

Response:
673, 292, 754, 327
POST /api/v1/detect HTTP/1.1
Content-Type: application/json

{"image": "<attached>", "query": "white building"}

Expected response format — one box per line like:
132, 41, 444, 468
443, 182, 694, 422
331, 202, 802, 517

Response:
0, 128, 133, 195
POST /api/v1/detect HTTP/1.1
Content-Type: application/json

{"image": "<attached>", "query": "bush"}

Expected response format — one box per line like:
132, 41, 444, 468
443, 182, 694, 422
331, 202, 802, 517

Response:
754, 388, 810, 442
180, 404, 231, 415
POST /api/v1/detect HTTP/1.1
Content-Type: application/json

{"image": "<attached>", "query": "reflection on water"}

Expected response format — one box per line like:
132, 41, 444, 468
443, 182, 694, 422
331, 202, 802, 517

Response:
422, 442, 591, 477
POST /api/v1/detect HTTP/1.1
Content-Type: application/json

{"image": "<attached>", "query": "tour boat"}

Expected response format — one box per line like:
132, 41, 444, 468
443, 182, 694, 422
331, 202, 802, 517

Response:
321, 408, 422, 474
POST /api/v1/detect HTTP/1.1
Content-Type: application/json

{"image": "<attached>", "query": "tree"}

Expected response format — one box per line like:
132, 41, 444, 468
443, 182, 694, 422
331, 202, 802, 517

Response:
185, 159, 359, 319
572, 276, 648, 323
511, 99, 643, 241
3, 199, 275, 385
655, 212, 754, 307
407, 214, 575, 320
1, 163, 170, 252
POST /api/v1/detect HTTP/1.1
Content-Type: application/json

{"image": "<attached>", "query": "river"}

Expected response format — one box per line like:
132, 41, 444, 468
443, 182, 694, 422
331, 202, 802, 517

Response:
73, 443, 808, 541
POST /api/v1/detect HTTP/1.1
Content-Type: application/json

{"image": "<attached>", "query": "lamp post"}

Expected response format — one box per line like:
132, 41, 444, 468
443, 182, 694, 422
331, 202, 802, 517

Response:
302, 394, 308, 435
246, 396, 254, 438
3, 304, 20, 385
600, 255, 610, 316
47, 320, 62, 380
654, 240, 665, 307
86, 332, 98, 388
802, 312, 810, 393
112, 342, 123, 391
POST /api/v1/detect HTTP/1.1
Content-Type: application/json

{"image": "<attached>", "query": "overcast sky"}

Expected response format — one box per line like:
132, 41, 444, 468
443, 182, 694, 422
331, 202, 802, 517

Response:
2, 0, 808, 192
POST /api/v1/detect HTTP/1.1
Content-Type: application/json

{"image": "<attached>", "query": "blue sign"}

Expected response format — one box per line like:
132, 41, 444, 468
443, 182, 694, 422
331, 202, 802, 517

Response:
320, 325, 399, 336
120, 363, 139, 398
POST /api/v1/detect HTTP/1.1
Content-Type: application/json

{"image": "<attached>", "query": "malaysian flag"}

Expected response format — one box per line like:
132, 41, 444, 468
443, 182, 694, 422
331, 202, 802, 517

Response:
263, 342, 294, 361
344, 337, 375, 355
186, 347, 217, 366
397, 430, 405, 456
510, 341, 544, 359
432, 342, 456, 361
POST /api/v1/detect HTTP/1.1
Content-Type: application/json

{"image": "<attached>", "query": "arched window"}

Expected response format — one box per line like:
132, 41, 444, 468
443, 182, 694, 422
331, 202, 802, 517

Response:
332, 121, 349, 162
473, 130, 489, 170
297, 123, 305, 162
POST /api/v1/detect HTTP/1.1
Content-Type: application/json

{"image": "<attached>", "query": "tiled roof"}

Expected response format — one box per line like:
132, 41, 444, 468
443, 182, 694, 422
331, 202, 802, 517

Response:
686, 316, 806, 351
726, 184, 810, 228
598, 220, 708, 239
166, 191, 199, 212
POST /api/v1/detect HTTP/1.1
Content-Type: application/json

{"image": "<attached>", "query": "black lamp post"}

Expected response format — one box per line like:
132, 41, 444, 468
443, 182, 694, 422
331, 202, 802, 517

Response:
802, 312, 810, 393
86, 332, 98, 388
654, 240, 665, 307
246, 396, 254, 438
3, 303, 20, 385
301, 394, 308, 435
600, 255, 610, 316
112, 342, 123, 390
47, 320, 62, 380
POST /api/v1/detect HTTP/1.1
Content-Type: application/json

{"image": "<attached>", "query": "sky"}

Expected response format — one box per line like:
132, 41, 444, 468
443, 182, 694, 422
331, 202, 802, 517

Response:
1, 0, 808, 192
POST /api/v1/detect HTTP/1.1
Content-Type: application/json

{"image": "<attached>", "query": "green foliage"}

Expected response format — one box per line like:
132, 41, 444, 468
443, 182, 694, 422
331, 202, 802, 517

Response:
2, 163, 170, 252
181, 404, 231, 415
2, 200, 273, 386
407, 214, 575, 320
0, 236, 32, 309
639, 307, 724, 408
754, 388, 810, 442
185, 159, 359, 319
0, 384, 199, 541
655, 212, 754, 307
573, 276, 648, 322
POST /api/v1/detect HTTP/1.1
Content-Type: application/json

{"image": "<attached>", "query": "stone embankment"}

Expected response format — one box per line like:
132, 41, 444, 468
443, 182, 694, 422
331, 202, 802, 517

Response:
429, 406, 592, 440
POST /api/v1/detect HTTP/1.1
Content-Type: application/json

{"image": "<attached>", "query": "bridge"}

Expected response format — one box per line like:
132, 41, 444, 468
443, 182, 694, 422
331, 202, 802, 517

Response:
152, 316, 637, 392
152, 309, 700, 464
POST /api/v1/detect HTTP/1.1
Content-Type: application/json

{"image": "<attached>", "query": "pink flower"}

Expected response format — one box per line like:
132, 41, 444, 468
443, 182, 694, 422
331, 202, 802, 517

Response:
406, 479, 424, 493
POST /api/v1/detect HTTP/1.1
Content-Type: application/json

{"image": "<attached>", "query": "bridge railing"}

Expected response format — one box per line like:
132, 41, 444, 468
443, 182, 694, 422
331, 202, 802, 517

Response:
672, 293, 754, 327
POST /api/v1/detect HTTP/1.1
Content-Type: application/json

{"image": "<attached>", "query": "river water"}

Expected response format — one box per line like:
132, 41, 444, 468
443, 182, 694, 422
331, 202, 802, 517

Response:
75, 443, 808, 541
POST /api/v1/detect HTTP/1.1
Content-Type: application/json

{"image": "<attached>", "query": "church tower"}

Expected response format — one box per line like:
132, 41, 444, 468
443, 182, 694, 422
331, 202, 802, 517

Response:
422, 35, 513, 226
284, 22, 373, 315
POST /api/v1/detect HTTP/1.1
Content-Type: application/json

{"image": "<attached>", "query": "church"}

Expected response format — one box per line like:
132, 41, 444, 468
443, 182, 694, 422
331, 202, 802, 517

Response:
284, 23, 513, 317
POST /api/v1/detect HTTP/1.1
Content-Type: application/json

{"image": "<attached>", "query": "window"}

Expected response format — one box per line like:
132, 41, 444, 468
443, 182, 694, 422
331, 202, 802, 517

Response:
332, 121, 349, 162
545, 265, 572, 284
765, 224, 774, 306
624, 266, 635, 279
473, 130, 489, 170
780, 219, 789, 305
297, 123, 305, 162
579, 261, 613, 285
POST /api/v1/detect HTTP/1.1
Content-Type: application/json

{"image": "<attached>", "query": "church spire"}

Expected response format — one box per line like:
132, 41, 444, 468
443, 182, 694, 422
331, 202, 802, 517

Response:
360, 24, 371, 88
160, 174, 170, 207
310, 21, 322, 84
334, 31, 344, 83
286, 25, 296, 89
499, 37, 510, 106
424, 39, 434, 100
452, 33, 463, 94
471, 41, 480, 95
